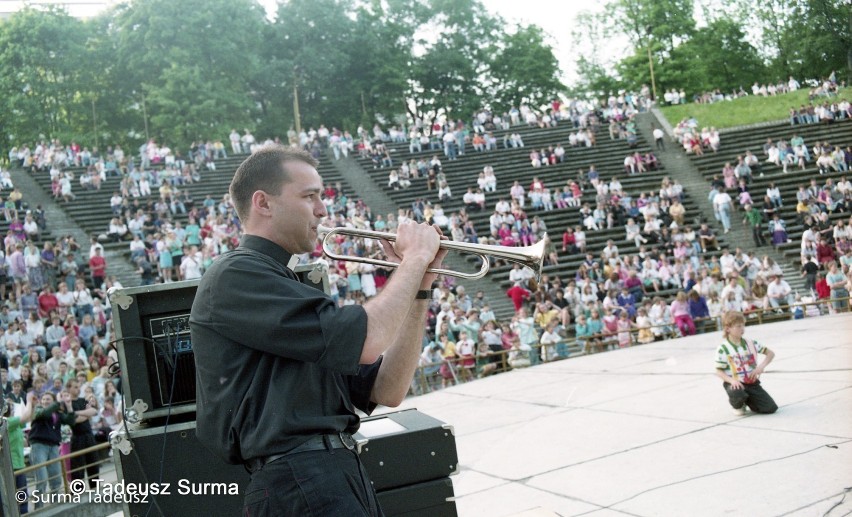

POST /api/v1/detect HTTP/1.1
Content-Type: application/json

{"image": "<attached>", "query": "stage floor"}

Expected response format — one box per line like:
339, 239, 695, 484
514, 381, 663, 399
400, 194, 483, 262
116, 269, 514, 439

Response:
383, 313, 852, 517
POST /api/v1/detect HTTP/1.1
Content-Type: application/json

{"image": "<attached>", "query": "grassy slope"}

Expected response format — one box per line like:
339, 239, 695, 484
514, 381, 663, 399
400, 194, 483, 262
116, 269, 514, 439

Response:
659, 88, 847, 130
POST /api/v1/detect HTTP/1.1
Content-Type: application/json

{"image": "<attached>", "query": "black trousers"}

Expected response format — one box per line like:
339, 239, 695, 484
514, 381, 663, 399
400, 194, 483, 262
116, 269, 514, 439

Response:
243, 447, 383, 517
723, 381, 778, 414
70, 433, 100, 488
751, 225, 766, 246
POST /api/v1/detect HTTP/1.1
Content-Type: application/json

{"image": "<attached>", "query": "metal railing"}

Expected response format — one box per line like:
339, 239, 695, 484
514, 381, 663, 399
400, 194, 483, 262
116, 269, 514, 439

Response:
409, 294, 850, 395
2, 439, 111, 516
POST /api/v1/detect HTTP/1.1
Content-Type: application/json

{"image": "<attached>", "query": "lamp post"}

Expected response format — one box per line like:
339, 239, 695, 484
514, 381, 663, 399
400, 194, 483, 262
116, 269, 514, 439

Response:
91, 97, 98, 148
646, 26, 657, 102
141, 95, 150, 141
292, 67, 302, 135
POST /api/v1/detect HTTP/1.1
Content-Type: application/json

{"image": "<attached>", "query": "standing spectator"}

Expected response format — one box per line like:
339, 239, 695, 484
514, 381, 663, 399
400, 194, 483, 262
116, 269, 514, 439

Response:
713, 189, 733, 233
29, 391, 76, 508
8, 243, 27, 300
825, 261, 849, 312
229, 129, 242, 154
60, 253, 79, 291
2, 392, 35, 514
89, 248, 106, 289
25, 241, 45, 292
66, 379, 99, 489
506, 282, 532, 313
742, 204, 766, 246
652, 125, 665, 150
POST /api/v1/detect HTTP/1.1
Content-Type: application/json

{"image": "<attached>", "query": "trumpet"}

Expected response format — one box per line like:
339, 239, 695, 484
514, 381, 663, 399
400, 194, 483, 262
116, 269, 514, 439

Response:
318, 225, 546, 280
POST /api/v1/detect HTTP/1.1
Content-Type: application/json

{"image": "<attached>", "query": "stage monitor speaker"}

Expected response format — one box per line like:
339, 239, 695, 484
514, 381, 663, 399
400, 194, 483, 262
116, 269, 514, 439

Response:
110, 263, 329, 423
377, 477, 457, 517
112, 421, 247, 517
354, 409, 459, 491
111, 280, 200, 422
112, 408, 457, 517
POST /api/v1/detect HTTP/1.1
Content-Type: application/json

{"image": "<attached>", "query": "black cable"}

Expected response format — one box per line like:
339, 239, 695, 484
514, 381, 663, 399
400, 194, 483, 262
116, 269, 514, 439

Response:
120, 392, 165, 517
145, 322, 181, 517
105, 335, 171, 374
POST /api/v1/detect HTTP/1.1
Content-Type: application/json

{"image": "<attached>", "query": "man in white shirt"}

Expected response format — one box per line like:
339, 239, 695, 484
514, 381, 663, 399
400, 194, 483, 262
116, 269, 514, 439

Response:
509, 263, 534, 288
801, 226, 817, 249
713, 190, 733, 232
442, 132, 457, 160
602, 240, 619, 261
46, 345, 65, 378
767, 275, 794, 310
434, 303, 454, 338
719, 249, 736, 276
229, 130, 241, 154
653, 126, 665, 150
494, 198, 510, 215
720, 276, 746, 306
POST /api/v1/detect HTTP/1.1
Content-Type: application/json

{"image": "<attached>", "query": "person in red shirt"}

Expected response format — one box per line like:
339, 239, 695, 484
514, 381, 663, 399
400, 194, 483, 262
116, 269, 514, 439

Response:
562, 226, 577, 254
814, 272, 831, 300
816, 238, 835, 265
38, 285, 59, 319
506, 282, 531, 312
89, 248, 107, 289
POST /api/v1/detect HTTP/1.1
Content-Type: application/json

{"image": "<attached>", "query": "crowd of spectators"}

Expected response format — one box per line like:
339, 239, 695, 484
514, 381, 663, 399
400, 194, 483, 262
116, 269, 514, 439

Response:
672, 118, 721, 155
663, 72, 845, 108
3, 82, 849, 404
0, 225, 123, 501
411, 231, 851, 392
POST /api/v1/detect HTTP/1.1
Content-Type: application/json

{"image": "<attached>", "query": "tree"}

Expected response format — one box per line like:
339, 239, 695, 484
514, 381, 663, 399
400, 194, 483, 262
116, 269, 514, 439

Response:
489, 25, 566, 112
670, 18, 767, 95
407, 0, 503, 123
346, 0, 426, 129
263, 0, 363, 133
109, 0, 266, 147
607, 0, 696, 56
0, 7, 92, 145
569, 10, 625, 98
778, 0, 850, 82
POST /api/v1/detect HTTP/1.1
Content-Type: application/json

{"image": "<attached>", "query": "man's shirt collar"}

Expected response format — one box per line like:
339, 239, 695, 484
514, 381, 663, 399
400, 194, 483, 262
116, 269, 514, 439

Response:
239, 235, 293, 269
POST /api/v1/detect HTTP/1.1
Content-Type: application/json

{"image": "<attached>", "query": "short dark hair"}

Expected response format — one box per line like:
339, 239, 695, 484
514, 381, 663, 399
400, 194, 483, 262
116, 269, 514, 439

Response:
229, 145, 318, 223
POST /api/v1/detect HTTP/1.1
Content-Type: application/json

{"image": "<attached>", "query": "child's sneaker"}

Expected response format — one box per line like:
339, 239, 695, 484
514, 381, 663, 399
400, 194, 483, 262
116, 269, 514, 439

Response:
732, 405, 748, 416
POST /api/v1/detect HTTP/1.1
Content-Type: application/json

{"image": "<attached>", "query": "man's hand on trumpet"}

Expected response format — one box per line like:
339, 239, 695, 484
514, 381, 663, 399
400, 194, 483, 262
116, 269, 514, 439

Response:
379, 221, 448, 288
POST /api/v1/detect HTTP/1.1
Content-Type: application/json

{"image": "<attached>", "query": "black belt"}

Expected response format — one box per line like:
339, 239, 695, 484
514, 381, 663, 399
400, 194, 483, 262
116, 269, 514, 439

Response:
244, 432, 357, 473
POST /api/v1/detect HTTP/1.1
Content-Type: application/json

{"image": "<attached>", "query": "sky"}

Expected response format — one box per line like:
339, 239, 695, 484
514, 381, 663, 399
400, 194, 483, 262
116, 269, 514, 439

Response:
0, 0, 624, 85
469, 0, 616, 83
272, 0, 622, 85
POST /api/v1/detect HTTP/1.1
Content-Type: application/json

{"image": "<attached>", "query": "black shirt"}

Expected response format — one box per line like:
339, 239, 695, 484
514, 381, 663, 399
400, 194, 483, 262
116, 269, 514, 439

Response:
190, 235, 378, 465
802, 261, 819, 275
71, 397, 93, 435
30, 402, 76, 445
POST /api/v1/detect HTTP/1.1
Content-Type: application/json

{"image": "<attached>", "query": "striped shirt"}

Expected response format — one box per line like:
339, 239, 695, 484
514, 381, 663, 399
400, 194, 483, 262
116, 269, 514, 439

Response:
715, 338, 766, 382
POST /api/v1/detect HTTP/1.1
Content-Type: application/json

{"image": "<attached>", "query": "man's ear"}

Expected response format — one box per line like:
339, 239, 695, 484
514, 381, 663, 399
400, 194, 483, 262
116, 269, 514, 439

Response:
251, 190, 272, 218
